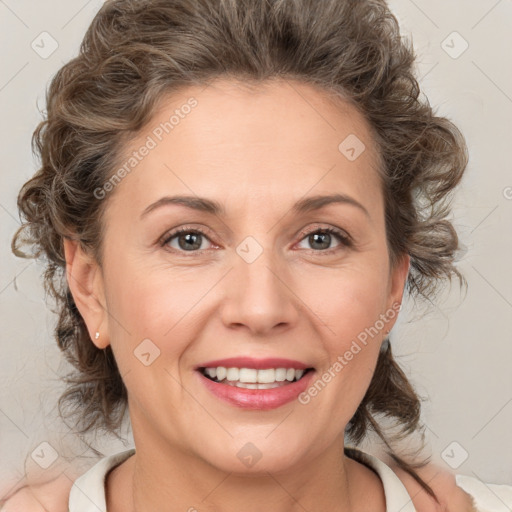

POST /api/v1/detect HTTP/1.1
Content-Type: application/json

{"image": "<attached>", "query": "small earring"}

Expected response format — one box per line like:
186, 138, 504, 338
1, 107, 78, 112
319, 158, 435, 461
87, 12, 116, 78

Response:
94, 332, 100, 340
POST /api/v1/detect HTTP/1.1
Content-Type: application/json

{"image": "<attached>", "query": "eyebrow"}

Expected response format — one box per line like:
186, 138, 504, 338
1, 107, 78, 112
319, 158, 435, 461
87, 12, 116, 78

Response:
140, 193, 370, 219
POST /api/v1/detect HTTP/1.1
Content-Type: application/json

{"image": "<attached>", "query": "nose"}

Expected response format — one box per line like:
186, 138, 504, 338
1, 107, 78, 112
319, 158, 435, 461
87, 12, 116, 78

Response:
220, 249, 300, 337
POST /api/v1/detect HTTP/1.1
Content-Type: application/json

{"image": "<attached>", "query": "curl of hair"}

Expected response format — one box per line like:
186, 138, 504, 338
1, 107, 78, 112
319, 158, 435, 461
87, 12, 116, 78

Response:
12, 0, 468, 501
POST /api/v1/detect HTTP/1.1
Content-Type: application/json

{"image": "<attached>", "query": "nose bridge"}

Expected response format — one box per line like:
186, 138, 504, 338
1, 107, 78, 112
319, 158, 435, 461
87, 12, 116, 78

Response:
221, 237, 298, 334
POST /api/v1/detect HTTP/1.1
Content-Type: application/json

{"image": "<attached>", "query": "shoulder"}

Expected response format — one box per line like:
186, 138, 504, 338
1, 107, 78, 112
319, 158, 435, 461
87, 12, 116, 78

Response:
389, 461, 478, 512
1, 473, 74, 512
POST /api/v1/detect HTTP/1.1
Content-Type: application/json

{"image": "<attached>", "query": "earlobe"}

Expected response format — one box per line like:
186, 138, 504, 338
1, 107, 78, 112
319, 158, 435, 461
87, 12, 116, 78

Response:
63, 238, 109, 349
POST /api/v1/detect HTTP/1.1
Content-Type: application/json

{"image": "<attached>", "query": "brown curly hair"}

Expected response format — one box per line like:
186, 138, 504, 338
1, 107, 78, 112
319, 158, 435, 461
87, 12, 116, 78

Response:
12, 0, 468, 501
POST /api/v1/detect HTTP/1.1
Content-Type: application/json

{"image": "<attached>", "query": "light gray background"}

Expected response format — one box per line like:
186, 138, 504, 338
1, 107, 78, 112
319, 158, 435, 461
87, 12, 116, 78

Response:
1, 0, 511, 497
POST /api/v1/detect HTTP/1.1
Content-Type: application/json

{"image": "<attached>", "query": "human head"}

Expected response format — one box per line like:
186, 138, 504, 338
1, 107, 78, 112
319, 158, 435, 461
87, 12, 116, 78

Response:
12, 0, 467, 498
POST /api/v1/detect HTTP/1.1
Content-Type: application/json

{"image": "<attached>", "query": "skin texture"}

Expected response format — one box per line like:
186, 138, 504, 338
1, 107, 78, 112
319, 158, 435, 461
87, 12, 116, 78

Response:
3, 79, 472, 511
69, 79, 406, 511
0, 462, 478, 511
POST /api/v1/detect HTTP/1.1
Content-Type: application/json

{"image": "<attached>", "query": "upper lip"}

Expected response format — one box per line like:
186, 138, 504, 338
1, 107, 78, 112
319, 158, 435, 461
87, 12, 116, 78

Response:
195, 357, 312, 370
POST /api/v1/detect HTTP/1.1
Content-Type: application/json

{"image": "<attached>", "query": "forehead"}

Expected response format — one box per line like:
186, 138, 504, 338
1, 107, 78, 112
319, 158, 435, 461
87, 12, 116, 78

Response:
107, 78, 384, 220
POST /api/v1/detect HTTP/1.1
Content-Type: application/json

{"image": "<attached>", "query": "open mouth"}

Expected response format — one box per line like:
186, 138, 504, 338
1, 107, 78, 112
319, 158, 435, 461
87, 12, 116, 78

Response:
198, 367, 315, 389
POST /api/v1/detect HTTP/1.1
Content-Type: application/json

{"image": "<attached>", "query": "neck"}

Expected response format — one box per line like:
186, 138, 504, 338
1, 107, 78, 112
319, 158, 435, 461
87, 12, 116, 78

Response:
107, 440, 385, 512
142, 447, 348, 510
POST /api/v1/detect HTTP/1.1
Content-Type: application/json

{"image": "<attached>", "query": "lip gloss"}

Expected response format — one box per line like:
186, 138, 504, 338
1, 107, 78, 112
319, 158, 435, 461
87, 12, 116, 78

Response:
197, 370, 315, 410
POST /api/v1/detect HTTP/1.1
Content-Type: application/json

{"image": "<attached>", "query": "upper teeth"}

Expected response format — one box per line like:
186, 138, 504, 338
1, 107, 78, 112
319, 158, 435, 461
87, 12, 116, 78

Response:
203, 367, 305, 383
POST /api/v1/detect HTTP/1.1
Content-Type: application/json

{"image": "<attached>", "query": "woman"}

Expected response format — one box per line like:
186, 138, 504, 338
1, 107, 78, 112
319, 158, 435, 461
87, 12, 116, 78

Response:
4, 0, 491, 510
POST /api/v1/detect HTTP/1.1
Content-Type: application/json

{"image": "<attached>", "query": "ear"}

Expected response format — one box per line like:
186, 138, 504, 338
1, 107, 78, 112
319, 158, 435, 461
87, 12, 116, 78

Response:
384, 252, 410, 333
63, 238, 110, 349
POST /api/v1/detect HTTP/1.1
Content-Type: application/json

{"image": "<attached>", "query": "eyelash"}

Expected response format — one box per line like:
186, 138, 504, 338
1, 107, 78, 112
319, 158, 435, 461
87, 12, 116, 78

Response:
297, 226, 353, 254
159, 225, 353, 256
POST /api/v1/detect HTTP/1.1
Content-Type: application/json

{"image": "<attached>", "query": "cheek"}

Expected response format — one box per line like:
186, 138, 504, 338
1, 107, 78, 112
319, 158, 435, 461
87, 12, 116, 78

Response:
302, 261, 390, 334
103, 255, 220, 373
301, 263, 389, 395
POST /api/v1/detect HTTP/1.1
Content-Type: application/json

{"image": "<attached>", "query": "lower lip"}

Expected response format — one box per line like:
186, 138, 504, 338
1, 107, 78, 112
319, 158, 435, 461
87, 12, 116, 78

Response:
197, 370, 316, 410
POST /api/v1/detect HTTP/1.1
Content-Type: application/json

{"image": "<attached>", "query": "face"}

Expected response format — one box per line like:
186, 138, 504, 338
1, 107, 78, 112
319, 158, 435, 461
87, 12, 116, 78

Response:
71, 79, 409, 474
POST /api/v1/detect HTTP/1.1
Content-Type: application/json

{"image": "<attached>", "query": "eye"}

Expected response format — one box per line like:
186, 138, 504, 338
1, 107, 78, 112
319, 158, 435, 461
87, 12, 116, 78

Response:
160, 226, 216, 253
160, 225, 353, 255
296, 226, 352, 254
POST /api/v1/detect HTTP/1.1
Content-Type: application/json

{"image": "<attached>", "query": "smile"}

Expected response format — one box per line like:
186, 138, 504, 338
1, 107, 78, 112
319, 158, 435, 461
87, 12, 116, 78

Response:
199, 366, 312, 389
196, 363, 316, 409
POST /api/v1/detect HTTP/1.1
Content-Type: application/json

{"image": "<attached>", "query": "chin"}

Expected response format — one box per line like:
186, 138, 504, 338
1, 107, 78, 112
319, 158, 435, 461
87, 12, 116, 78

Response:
191, 433, 311, 475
